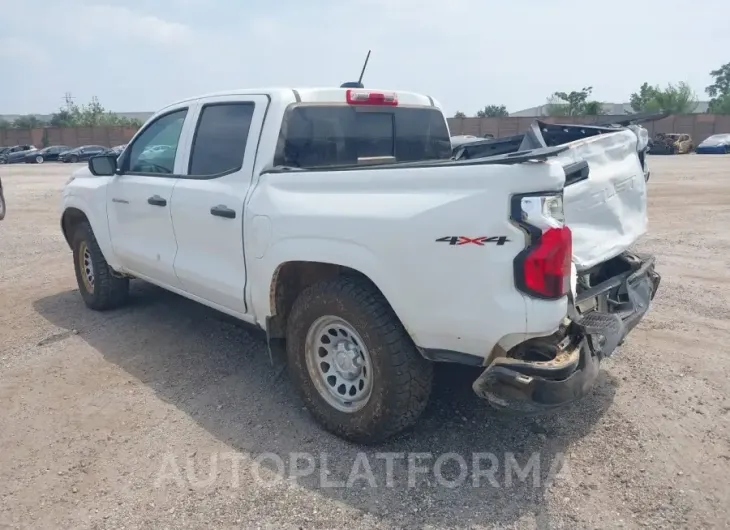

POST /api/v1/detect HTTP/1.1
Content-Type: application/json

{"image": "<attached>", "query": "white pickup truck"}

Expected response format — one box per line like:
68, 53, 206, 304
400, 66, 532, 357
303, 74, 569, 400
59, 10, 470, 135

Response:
60, 87, 660, 443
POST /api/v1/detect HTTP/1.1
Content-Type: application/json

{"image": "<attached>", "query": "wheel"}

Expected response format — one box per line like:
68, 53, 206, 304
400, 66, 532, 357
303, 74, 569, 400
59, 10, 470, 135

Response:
0, 158, 6, 164
286, 276, 433, 444
72, 222, 129, 310
0, 187, 5, 220
70, 155, 78, 163
35, 155, 44, 164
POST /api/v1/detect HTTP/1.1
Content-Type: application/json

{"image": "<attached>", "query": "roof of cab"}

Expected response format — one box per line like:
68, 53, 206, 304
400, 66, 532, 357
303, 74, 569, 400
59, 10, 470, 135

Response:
159, 87, 439, 113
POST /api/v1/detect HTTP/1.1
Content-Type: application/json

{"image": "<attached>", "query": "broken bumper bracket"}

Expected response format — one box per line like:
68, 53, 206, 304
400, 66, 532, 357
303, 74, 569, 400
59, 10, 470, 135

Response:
473, 256, 661, 414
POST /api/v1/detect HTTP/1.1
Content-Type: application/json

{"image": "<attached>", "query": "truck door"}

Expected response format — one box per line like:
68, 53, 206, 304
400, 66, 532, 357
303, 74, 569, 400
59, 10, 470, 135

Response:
107, 105, 193, 287
170, 95, 269, 315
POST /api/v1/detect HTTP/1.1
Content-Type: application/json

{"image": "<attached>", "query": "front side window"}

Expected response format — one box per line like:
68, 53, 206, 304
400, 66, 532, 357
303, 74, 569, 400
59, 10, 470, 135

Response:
188, 102, 255, 177
275, 105, 451, 169
124, 108, 187, 175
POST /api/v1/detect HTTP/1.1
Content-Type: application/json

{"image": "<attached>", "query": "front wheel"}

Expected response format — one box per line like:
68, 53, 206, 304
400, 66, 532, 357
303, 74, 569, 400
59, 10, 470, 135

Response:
72, 222, 129, 310
286, 277, 433, 444
35, 155, 44, 164
69, 155, 78, 163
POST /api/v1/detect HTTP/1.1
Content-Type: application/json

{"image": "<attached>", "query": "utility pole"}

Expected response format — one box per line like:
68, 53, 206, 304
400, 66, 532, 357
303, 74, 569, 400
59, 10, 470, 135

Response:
63, 92, 75, 109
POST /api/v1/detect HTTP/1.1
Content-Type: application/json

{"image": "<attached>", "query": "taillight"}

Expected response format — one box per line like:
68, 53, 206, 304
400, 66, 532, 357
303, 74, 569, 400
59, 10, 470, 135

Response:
512, 193, 572, 300
346, 89, 398, 106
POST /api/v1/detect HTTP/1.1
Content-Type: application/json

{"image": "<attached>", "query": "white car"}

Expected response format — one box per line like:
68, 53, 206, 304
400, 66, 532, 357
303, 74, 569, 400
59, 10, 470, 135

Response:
60, 87, 660, 443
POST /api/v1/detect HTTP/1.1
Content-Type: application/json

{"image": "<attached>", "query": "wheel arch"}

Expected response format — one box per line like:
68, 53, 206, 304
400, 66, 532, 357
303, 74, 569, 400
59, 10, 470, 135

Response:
265, 260, 404, 340
60, 199, 120, 271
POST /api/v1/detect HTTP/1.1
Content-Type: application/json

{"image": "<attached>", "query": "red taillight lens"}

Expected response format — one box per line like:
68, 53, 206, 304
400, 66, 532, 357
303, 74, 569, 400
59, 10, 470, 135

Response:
346, 89, 398, 106
522, 226, 572, 298
512, 193, 571, 300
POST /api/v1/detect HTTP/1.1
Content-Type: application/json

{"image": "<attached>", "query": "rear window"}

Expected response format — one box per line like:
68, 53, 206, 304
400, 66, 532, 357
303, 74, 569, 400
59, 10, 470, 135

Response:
274, 105, 451, 169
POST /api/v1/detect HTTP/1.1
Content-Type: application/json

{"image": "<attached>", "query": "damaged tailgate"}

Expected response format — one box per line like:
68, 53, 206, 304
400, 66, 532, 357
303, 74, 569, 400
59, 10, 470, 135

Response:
556, 129, 647, 271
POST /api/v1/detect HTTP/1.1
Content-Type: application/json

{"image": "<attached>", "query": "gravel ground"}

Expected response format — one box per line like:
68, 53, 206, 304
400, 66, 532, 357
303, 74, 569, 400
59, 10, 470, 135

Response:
1, 156, 729, 529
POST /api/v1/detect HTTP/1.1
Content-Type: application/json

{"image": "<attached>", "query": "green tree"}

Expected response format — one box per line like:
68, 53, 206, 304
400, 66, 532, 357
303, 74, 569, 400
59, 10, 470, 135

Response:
453, 111, 466, 118
706, 62, 730, 114
708, 94, 730, 114
49, 97, 143, 128
630, 82, 661, 112
476, 105, 508, 117
630, 82, 697, 113
0, 119, 11, 130
545, 87, 603, 116
12, 115, 46, 128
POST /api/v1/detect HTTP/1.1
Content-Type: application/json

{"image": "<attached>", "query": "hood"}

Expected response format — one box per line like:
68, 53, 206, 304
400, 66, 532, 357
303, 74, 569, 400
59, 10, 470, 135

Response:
66, 165, 93, 184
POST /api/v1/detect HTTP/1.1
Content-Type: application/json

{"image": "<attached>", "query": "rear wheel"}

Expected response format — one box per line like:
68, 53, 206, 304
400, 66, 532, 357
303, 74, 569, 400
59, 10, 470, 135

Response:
72, 222, 129, 310
286, 277, 433, 444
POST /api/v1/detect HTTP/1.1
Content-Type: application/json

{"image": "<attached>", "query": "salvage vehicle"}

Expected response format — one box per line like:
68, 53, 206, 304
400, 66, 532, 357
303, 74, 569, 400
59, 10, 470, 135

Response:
649, 133, 693, 154
695, 133, 730, 154
25, 145, 71, 164
0, 144, 36, 164
60, 87, 660, 443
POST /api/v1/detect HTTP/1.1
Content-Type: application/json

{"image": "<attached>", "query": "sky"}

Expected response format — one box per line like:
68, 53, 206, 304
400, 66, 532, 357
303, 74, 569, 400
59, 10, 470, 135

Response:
0, 0, 728, 116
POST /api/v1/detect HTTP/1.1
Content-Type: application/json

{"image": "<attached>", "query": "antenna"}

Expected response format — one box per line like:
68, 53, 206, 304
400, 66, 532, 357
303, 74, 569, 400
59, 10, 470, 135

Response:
340, 50, 371, 89
357, 50, 371, 86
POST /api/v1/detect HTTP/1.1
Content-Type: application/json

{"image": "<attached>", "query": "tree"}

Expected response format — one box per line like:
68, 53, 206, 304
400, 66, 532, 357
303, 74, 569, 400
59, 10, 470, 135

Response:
453, 111, 467, 118
0, 119, 11, 130
707, 94, 730, 114
706, 62, 730, 114
12, 115, 46, 128
545, 87, 603, 116
630, 82, 698, 114
49, 97, 143, 128
630, 82, 661, 113
476, 105, 508, 118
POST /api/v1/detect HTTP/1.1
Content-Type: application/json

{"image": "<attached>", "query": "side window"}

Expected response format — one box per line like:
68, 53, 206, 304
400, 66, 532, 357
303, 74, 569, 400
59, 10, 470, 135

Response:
188, 103, 254, 177
124, 108, 187, 175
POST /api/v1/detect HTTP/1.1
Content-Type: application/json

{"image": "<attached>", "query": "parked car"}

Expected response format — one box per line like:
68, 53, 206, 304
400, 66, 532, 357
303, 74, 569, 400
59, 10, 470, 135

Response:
695, 133, 730, 154
648, 133, 693, 154
58, 145, 107, 163
103, 144, 126, 157
0, 175, 5, 220
61, 87, 659, 443
0, 144, 36, 164
25, 145, 71, 164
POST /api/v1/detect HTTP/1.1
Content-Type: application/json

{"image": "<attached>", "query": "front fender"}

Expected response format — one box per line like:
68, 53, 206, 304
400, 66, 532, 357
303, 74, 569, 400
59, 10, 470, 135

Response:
61, 189, 120, 271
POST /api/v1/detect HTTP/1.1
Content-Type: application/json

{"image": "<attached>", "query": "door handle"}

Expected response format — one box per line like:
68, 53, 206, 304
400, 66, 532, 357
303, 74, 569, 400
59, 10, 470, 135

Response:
148, 195, 167, 207
210, 205, 236, 219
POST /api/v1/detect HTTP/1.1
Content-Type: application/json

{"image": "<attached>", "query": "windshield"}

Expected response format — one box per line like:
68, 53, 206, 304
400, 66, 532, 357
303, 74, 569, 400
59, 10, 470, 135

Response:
275, 104, 451, 169
700, 134, 730, 146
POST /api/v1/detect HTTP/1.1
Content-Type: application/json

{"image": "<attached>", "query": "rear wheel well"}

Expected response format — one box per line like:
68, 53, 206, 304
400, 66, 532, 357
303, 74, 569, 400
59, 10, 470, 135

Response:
267, 261, 386, 339
61, 208, 89, 249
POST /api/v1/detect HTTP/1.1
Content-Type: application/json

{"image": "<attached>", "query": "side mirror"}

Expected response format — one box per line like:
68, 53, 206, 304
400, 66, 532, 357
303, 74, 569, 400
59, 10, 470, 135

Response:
89, 154, 118, 176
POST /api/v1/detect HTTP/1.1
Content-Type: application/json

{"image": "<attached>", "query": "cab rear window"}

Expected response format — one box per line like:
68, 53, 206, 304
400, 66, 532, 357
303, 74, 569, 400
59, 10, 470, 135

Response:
274, 105, 451, 169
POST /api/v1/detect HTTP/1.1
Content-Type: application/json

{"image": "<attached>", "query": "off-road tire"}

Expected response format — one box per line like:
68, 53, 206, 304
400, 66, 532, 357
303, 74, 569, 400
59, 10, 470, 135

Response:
72, 222, 129, 310
286, 276, 433, 444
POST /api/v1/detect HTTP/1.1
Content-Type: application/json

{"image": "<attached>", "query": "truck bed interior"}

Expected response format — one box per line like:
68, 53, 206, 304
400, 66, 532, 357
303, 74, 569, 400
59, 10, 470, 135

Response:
452, 120, 630, 161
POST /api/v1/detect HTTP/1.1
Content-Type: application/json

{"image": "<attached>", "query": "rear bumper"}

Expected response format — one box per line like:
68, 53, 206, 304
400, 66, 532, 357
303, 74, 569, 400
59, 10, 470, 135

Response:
473, 253, 661, 413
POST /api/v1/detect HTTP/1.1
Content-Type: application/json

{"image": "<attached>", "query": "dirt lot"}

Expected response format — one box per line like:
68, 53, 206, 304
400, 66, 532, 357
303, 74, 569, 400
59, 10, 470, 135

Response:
1, 156, 729, 529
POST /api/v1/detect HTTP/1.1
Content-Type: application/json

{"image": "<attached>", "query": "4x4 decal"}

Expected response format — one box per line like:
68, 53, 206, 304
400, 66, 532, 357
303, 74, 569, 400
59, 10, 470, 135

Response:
436, 236, 510, 246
